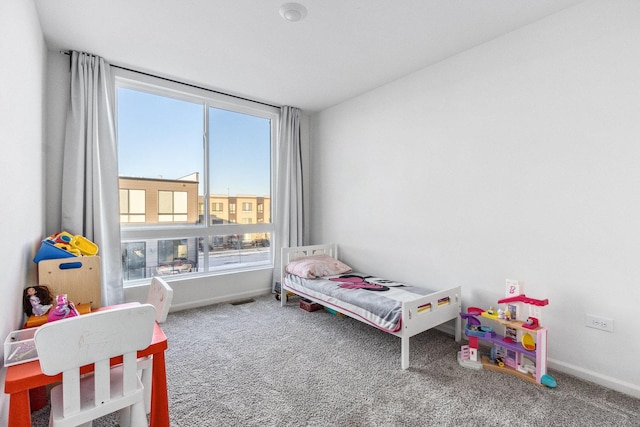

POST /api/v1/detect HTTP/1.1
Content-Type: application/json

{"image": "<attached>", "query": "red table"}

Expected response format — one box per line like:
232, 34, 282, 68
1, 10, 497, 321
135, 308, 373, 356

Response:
4, 309, 170, 427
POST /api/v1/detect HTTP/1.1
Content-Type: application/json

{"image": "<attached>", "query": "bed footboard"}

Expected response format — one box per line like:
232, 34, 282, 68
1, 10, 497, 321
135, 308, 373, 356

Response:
399, 286, 462, 339
395, 286, 462, 369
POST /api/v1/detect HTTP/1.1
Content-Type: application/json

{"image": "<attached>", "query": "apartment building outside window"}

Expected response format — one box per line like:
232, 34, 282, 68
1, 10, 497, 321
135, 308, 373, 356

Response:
115, 69, 276, 284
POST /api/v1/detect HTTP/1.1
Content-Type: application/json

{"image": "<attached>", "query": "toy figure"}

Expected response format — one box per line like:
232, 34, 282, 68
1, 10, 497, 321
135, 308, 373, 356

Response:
23, 285, 53, 317
47, 294, 79, 322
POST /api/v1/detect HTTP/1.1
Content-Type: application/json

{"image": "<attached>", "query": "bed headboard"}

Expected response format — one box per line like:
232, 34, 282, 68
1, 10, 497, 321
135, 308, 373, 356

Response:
280, 243, 338, 280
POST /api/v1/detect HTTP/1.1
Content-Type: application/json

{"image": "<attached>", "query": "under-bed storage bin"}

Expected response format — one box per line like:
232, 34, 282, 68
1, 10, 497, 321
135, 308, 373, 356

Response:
300, 299, 323, 312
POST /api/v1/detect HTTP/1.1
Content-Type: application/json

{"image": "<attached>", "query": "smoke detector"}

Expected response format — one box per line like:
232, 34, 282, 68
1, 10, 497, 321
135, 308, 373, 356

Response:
279, 3, 307, 22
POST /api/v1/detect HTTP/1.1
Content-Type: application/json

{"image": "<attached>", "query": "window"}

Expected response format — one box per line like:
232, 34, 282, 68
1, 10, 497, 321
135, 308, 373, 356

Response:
158, 190, 188, 222
115, 69, 277, 284
119, 189, 146, 223
156, 239, 193, 276
121, 242, 146, 280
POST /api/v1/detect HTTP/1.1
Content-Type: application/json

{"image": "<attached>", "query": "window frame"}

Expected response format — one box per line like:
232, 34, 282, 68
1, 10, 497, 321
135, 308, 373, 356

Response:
119, 188, 146, 223
114, 68, 278, 286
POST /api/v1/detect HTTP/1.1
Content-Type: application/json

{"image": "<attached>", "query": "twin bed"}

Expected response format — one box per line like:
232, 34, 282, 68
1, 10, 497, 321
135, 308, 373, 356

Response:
280, 244, 462, 369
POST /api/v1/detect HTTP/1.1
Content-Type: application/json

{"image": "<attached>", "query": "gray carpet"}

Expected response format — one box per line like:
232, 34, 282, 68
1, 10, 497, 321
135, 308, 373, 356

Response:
31, 294, 640, 426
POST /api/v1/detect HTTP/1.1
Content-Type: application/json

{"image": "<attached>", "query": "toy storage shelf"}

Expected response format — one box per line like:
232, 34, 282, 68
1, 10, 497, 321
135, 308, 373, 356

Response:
481, 333, 536, 359
460, 283, 555, 388
465, 309, 549, 386
480, 356, 540, 386
491, 317, 542, 333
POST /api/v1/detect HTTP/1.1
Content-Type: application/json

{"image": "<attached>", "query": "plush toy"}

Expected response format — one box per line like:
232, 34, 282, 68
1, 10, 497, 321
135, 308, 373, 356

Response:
23, 285, 53, 317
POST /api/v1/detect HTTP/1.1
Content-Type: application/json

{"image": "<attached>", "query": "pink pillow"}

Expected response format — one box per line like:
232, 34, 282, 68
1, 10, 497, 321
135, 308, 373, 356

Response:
286, 254, 352, 279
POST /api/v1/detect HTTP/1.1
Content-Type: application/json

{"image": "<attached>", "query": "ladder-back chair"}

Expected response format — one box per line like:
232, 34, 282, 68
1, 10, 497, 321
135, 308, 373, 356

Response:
34, 304, 156, 427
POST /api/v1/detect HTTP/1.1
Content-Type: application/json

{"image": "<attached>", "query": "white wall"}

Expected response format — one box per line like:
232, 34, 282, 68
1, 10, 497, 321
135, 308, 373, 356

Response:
0, 0, 46, 422
310, 0, 640, 398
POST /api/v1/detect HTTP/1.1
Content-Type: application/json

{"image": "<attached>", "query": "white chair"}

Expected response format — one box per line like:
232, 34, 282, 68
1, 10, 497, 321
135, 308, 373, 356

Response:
137, 277, 174, 417
34, 304, 156, 427
147, 276, 173, 324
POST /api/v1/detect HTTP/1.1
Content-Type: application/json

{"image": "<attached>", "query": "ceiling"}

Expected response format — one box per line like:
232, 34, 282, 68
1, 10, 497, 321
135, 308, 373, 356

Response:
35, 0, 586, 112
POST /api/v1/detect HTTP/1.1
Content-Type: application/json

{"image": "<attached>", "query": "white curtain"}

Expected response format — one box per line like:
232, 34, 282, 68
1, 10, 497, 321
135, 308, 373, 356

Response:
273, 106, 304, 288
61, 51, 124, 305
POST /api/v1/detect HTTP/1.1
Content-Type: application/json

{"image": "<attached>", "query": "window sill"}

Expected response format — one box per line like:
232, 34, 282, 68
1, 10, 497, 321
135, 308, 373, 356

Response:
123, 262, 273, 288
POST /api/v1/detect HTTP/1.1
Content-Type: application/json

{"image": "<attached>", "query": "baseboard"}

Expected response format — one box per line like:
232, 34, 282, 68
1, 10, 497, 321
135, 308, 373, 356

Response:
548, 358, 640, 399
170, 289, 272, 312
435, 319, 457, 338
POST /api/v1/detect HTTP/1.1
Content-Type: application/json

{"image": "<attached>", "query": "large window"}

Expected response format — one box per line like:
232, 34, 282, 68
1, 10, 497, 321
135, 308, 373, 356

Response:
115, 69, 277, 283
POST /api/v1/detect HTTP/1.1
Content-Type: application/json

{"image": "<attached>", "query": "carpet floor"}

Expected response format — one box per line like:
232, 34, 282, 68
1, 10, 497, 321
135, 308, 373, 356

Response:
30, 294, 640, 426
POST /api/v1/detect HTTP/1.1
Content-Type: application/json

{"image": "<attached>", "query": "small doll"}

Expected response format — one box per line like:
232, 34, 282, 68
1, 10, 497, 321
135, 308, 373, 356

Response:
23, 285, 54, 317
47, 294, 80, 323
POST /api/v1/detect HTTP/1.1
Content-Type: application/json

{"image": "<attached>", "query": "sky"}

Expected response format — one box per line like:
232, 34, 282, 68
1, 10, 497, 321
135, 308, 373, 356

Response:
117, 88, 271, 197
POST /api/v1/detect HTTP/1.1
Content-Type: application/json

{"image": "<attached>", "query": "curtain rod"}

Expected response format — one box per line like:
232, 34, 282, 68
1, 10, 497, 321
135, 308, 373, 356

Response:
60, 50, 281, 109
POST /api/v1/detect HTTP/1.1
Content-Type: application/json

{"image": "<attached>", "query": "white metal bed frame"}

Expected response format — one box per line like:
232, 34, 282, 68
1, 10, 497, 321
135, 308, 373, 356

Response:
280, 243, 462, 369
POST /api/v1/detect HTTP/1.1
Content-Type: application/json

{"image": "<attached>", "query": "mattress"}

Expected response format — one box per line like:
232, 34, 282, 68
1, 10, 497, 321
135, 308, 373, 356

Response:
284, 273, 434, 333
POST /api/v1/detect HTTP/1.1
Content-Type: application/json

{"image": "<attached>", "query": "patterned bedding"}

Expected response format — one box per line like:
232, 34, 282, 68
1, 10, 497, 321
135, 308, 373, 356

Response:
283, 273, 435, 333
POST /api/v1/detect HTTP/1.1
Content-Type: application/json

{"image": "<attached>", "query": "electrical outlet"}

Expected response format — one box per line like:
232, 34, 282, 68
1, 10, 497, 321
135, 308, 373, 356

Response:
585, 314, 614, 332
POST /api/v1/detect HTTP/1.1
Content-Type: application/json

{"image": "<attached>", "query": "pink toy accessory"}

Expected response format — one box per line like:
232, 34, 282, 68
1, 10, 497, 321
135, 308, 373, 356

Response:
522, 316, 540, 330
329, 277, 389, 291
47, 294, 80, 323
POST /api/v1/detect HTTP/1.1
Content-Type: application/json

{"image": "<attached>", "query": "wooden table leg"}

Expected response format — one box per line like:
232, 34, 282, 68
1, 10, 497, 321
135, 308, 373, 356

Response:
149, 351, 170, 427
9, 390, 32, 427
